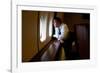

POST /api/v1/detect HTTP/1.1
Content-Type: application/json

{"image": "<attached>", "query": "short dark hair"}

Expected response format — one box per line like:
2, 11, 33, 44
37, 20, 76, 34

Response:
53, 17, 62, 23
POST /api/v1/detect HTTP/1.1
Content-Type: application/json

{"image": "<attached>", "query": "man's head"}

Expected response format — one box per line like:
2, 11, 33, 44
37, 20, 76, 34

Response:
53, 17, 62, 27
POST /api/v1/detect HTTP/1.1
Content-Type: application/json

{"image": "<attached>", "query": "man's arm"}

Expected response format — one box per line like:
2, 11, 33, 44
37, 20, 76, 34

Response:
53, 27, 59, 39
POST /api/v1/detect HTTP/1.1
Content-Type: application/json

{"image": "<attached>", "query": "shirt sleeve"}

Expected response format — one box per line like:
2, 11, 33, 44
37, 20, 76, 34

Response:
53, 27, 59, 38
58, 24, 69, 41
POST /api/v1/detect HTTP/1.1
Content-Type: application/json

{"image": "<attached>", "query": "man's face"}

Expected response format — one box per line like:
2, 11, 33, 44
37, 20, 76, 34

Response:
53, 19, 61, 27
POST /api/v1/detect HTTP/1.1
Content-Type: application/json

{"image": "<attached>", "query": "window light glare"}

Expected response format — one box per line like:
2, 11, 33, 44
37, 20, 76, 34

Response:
49, 18, 53, 37
40, 15, 47, 42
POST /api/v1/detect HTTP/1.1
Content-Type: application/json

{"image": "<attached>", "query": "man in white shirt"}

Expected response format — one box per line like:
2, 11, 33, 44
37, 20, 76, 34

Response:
53, 17, 71, 59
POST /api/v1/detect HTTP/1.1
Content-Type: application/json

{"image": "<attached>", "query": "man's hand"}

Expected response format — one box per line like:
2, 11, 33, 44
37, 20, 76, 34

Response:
58, 38, 64, 43
59, 40, 64, 43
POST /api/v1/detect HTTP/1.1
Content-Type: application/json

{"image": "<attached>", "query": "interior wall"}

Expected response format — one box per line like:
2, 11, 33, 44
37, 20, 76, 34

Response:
55, 12, 90, 32
56, 12, 64, 22
75, 24, 90, 59
63, 13, 89, 32
22, 11, 38, 62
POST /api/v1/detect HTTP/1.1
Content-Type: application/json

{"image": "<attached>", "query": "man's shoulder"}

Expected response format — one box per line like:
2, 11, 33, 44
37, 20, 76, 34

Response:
61, 23, 69, 31
61, 23, 67, 27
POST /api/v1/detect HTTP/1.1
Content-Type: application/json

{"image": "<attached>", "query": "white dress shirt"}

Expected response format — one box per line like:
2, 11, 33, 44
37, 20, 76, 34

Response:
53, 23, 69, 43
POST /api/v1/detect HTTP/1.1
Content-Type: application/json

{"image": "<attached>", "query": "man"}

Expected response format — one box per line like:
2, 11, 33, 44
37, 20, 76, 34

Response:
53, 17, 71, 60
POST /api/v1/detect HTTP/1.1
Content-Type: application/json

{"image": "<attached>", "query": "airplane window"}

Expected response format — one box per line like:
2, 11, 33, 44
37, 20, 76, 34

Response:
49, 17, 53, 37
40, 15, 47, 42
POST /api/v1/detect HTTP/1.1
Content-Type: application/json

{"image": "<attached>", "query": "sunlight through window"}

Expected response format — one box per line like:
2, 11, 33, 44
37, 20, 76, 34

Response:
40, 15, 47, 42
49, 17, 53, 37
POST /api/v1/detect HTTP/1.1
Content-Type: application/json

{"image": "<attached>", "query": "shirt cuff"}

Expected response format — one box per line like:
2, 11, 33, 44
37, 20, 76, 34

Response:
53, 35, 56, 37
58, 38, 64, 43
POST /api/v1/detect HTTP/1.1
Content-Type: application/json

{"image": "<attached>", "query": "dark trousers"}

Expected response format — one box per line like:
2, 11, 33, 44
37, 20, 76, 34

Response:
61, 39, 72, 60
55, 39, 72, 60
55, 32, 73, 60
